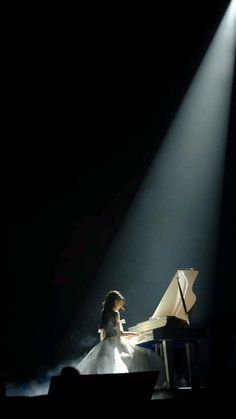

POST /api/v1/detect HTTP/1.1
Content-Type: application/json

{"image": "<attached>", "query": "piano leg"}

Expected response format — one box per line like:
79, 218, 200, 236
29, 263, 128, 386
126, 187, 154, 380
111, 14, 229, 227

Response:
185, 342, 192, 386
160, 340, 194, 389
161, 340, 174, 389
185, 340, 203, 389
157, 337, 206, 389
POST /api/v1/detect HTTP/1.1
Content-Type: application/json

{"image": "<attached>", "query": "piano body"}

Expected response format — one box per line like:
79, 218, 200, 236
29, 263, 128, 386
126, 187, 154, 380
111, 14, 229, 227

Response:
128, 269, 206, 388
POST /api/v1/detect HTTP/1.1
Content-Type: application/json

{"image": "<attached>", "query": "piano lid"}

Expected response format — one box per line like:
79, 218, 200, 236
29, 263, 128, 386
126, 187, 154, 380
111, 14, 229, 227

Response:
150, 269, 198, 322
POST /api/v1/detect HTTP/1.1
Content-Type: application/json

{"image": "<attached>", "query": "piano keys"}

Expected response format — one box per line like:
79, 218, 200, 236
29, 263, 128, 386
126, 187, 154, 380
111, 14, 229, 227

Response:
129, 316, 189, 345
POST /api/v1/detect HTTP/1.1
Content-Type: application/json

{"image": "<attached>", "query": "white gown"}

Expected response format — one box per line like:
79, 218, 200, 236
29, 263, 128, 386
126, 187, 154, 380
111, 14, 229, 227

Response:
75, 319, 166, 387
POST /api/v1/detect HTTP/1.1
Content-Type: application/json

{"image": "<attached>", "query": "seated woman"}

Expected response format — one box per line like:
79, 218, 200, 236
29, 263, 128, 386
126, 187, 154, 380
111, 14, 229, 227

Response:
76, 290, 165, 386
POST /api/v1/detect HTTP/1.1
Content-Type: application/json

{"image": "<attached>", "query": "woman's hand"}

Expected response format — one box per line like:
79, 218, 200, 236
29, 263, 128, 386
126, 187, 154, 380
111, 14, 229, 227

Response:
126, 332, 139, 339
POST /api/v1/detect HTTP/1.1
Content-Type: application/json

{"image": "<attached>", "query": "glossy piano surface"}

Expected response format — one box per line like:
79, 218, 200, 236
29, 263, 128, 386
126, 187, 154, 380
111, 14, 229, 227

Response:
151, 268, 198, 321
128, 269, 208, 389
129, 317, 190, 345
128, 269, 199, 344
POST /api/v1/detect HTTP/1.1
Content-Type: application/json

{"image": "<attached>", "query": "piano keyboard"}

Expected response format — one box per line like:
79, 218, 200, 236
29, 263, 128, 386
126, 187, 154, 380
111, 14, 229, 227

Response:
128, 317, 168, 333
128, 330, 155, 345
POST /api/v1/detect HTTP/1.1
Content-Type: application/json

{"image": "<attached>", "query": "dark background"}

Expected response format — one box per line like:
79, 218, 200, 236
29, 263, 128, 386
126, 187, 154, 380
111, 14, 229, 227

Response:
1, 1, 235, 382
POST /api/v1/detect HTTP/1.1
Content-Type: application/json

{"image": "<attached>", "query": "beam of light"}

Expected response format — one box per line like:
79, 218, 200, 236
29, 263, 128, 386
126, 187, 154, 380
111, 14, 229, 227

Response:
70, 1, 236, 354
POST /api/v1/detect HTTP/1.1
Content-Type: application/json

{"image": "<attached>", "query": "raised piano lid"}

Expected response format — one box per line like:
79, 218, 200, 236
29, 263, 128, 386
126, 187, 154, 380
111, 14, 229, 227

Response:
150, 268, 198, 322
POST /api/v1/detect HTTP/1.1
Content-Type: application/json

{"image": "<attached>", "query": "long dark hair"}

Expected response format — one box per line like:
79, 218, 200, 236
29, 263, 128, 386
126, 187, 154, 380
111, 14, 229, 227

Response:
100, 290, 125, 328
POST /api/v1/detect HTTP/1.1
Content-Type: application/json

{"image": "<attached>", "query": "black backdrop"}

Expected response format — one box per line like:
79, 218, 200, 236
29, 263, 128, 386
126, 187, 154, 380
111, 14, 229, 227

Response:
1, 1, 235, 381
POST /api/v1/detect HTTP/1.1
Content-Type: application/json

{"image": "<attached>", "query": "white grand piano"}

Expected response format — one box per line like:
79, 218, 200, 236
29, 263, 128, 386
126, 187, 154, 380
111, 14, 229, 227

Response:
128, 269, 206, 388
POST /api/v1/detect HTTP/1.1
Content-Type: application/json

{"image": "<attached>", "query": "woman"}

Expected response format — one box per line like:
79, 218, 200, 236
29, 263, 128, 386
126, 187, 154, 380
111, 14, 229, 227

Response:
76, 290, 165, 383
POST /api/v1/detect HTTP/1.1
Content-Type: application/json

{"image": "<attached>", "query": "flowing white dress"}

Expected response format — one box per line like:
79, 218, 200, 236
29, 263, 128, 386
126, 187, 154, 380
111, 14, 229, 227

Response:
75, 316, 165, 386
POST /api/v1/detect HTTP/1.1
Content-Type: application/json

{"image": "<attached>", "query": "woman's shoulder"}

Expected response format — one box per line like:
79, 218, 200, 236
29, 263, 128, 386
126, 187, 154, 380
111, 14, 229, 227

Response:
105, 309, 118, 318
113, 310, 120, 319
107, 310, 119, 320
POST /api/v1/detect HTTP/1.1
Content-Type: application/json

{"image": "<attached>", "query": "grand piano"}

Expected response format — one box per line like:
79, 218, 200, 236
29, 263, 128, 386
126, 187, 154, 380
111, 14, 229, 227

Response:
128, 269, 206, 388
